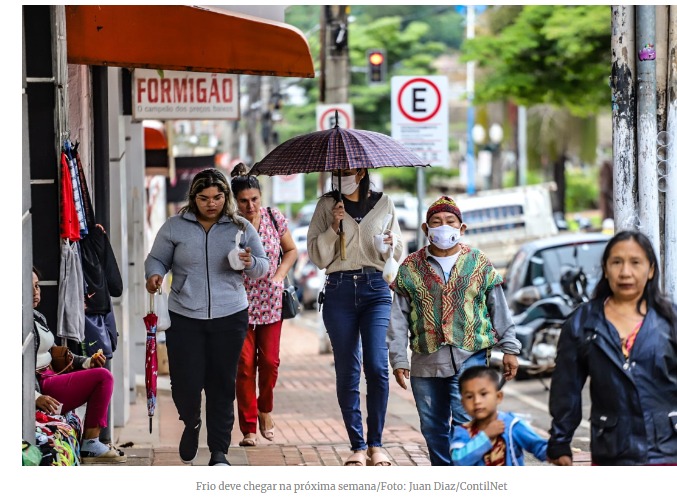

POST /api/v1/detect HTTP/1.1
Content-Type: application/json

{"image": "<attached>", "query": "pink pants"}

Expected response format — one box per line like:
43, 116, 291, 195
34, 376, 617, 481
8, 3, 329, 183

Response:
236, 321, 282, 434
38, 367, 114, 429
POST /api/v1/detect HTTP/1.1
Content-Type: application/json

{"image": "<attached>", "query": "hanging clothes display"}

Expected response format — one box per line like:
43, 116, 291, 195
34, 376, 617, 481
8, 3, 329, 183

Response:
73, 141, 95, 228
59, 151, 80, 241
71, 141, 122, 356
63, 140, 88, 238
56, 239, 85, 343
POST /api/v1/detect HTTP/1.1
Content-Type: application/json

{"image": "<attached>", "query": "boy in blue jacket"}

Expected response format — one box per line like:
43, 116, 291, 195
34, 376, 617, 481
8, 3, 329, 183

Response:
451, 365, 547, 466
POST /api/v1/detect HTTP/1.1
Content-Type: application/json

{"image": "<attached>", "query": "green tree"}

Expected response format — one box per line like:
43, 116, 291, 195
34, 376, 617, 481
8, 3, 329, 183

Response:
462, 5, 611, 212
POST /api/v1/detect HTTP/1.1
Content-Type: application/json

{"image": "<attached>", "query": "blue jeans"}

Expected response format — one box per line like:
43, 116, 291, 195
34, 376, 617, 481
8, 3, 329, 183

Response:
410, 349, 489, 466
322, 271, 392, 451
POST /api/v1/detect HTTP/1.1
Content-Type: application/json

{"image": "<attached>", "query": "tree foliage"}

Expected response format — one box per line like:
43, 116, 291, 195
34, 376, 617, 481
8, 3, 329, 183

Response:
463, 5, 611, 117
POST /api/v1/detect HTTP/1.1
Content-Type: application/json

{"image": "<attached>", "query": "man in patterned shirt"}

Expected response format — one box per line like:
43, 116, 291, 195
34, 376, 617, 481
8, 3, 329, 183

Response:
386, 196, 521, 466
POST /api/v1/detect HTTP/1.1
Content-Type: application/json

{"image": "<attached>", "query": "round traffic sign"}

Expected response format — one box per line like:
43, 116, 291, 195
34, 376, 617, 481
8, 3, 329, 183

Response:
396, 77, 442, 123
319, 108, 352, 130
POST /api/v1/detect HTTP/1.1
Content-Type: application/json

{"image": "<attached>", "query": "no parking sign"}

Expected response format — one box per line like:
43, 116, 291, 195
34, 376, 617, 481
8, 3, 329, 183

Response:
391, 76, 448, 167
316, 104, 354, 130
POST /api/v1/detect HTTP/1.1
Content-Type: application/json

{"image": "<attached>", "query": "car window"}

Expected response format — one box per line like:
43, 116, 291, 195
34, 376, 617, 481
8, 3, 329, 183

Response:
504, 249, 527, 291
534, 242, 606, 287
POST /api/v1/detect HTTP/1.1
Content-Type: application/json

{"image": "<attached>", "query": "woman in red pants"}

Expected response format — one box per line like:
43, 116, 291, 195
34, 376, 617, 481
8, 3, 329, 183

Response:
231, 167, 297, 446
32, 268, 125, 463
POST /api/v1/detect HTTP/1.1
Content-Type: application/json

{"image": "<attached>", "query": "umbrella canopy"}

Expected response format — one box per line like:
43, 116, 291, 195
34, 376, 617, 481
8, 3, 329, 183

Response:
249, 116, 428, 260
249, 123, 428, 176
143, 297, 159, 434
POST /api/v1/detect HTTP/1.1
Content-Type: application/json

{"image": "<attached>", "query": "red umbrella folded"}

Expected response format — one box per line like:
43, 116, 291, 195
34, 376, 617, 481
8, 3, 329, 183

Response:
143, 296, 159, 434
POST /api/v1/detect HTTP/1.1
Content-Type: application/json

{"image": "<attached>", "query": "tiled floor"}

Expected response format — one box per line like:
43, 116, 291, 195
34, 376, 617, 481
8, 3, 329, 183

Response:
111, 317, 589, 466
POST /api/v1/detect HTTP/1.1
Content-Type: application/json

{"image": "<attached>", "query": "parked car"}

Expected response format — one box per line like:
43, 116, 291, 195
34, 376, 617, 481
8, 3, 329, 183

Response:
502, 232, 611, 314
391, 193, 426, 230
294, 202, 317, 229
454, 183, 560, 271
290, 225, 325, 310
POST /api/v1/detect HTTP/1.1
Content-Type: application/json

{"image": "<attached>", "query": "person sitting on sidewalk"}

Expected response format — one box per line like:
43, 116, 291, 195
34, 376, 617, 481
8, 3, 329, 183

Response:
450, 365, 547, 465
387, 195, 521, 466
32, 267, 126, 464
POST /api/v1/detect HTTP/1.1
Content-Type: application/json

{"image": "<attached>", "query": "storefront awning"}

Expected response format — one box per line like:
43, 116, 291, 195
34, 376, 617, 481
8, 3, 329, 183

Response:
65, 5, 315, 78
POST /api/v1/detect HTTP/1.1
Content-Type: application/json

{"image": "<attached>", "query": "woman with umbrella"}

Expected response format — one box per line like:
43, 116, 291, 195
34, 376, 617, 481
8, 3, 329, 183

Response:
306, 168, 403, 466
145, 168, 269, 466
230, 169, 298, 447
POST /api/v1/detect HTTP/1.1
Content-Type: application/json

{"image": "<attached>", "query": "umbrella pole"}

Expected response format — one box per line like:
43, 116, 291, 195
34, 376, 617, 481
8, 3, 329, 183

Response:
149, 417, 153, 434
338, 174, 346, 260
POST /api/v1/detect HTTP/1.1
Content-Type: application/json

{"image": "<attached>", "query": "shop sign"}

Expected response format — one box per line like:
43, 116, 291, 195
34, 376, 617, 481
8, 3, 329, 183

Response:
133, 69, 239, 120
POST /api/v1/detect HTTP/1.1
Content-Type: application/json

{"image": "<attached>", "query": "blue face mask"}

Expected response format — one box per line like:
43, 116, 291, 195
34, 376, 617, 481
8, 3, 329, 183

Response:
427, 225, 461, 250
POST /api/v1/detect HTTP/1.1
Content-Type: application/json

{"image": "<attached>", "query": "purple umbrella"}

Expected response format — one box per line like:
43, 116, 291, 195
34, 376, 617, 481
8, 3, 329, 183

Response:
250, 112, 428, 258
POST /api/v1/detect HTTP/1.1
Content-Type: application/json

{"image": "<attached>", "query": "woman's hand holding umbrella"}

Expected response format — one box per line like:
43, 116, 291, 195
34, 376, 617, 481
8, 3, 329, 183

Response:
331, 200, 348, 259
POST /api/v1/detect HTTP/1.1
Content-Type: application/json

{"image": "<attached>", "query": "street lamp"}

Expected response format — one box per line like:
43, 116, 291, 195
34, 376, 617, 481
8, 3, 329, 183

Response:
488, 123, 504, 189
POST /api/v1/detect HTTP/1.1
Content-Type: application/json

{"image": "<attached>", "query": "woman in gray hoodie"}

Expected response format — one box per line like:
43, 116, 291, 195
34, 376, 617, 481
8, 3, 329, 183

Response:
145, 168, 268, 466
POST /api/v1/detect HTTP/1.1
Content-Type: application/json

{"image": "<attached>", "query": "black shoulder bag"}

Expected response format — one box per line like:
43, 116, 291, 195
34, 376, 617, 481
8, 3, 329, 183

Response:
267, 207, 301, 320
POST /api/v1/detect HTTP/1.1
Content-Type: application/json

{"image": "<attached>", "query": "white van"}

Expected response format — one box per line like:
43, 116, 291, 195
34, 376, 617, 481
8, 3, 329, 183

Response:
454, 183, 559, 271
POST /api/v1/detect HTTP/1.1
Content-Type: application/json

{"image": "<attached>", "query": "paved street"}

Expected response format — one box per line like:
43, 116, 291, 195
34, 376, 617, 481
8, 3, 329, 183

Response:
111, 310, 590, 466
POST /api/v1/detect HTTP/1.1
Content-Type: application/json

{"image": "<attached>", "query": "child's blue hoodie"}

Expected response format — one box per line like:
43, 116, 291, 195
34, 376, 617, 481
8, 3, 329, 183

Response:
451, 411, 547, 466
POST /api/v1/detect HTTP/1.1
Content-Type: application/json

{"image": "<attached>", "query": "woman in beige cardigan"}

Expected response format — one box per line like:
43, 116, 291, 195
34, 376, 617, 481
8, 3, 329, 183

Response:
306, 168, 403, 466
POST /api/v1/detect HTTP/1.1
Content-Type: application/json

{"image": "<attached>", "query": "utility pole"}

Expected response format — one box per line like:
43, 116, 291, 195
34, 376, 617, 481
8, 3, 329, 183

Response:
611, 6, 638, 231
636, 6, 660, 266
318, 5, 350, 195
665, 7, 677, 302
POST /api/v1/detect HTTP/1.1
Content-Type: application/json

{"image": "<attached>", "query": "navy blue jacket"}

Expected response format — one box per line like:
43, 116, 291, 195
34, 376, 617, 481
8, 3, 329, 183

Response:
548, 299, 677, 465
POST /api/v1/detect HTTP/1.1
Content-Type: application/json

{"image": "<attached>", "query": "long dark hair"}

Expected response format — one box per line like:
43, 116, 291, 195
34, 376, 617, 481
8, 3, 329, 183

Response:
179, 168, 244, 229
322, 169, 379, 213
592, 230, 676, 335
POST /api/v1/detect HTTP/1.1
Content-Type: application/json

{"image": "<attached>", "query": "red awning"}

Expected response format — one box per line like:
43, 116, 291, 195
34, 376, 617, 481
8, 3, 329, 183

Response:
143, 121, 168, 150
65, 5, 315, 78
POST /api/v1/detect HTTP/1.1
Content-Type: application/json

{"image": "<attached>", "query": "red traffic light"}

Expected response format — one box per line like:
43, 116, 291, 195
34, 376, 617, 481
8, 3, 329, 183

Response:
368, 52, 384, 66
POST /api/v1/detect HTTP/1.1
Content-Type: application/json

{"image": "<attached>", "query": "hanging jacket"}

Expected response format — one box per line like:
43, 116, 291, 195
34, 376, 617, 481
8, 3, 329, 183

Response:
81, 224, 123, 314
59, 152, 80, 241
548, 299, 677, 465
451, 412, 548, 466
56, 239, 85, 342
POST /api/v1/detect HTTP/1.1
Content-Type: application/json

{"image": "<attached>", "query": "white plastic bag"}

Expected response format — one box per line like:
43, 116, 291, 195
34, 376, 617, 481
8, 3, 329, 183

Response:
228, 230, 245, 270
374, 213, 394, 254
154, 290, 171, 332
382, 247, 399, 284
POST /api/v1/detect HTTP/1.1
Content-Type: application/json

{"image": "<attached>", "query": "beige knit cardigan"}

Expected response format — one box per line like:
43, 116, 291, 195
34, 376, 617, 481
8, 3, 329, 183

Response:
306, 193, 404, 274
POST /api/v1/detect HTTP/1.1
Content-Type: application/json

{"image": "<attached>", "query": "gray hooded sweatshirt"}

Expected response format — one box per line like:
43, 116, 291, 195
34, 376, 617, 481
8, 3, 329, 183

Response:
145, 211, 269, 320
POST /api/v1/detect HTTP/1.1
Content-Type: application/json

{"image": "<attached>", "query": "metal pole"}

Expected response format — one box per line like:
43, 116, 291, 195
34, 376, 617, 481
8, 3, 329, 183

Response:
611, 5, 638, 231
416, 167, 425, 248
664, 7, 677, 302
518, 106, 527, 186
636, 6, 661, 265
466, 5, 476, 195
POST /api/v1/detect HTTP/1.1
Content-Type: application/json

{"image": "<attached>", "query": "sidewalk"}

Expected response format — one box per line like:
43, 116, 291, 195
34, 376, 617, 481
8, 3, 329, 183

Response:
108, 316, 591, 466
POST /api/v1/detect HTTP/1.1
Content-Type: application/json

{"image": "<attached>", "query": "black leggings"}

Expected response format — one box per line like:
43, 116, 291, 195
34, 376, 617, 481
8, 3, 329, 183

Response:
165, 309, 248, 454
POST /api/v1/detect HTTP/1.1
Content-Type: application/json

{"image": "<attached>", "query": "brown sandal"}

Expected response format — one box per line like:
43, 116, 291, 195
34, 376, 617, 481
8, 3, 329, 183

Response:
258, 412, 275, 441
367, 448, 392, 466
239, 433, 258, 447
344, 451, 367, 466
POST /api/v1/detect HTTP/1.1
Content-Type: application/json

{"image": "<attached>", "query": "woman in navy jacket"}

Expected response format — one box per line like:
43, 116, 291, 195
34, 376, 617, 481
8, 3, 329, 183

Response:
548, 230, 677, 466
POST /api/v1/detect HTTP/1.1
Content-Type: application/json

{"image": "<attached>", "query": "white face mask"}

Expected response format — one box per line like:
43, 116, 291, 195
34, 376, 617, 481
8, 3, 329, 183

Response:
332, 174, 360, 195
427, 225, 461, 250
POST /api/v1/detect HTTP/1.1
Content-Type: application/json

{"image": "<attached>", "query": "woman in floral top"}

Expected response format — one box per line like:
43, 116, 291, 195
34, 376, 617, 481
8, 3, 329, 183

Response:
231, 170, 298, 447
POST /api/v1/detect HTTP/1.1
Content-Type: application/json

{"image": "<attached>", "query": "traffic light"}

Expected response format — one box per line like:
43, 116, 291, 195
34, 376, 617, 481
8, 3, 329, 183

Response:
367, 49, 387, 85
